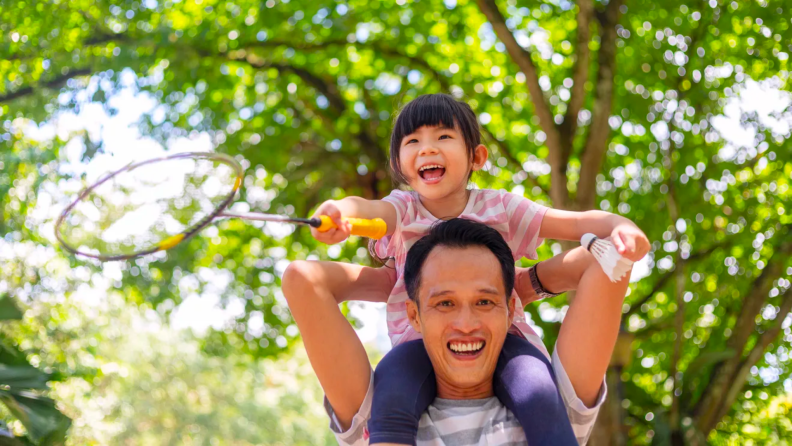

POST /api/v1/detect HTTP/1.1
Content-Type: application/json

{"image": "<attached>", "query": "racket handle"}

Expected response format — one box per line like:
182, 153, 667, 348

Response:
317, 215, 387, 240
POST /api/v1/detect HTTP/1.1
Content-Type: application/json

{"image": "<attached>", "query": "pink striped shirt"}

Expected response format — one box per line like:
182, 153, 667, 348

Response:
375, 188, 550, 357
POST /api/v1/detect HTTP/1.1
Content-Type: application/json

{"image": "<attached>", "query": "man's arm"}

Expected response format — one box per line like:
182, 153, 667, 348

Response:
282, 261, 393, 428
552, 246, 631, 406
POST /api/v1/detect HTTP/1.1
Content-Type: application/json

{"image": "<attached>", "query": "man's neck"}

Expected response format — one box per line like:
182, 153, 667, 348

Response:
435, 375, 495, 400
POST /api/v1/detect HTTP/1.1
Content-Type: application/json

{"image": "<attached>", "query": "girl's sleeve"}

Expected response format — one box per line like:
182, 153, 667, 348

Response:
503, 191, 550, 260
373, 190, 413, 259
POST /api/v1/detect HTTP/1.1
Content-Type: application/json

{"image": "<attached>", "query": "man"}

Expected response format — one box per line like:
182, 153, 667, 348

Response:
282, 218, 632, 445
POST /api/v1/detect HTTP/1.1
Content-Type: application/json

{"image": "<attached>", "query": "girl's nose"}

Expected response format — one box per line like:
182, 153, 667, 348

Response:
418, 144, 439, 157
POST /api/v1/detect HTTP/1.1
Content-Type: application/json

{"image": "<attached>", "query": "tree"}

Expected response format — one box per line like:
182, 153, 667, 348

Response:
11, 292, 338, 445
0, 295, 71, 445
2, 0, 791, 443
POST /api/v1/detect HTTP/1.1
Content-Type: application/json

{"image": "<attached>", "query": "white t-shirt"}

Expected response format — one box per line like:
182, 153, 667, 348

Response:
324, 346, 606, 445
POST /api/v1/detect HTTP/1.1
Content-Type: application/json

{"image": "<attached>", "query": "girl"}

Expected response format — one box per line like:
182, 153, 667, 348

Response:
284, 94, 649, 445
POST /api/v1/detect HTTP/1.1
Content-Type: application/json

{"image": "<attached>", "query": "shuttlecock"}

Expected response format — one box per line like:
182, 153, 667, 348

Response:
581, 233, 634, 282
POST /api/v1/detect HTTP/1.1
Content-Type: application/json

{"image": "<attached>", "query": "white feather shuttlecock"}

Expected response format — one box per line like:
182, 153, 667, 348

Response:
581, 233, 634, 282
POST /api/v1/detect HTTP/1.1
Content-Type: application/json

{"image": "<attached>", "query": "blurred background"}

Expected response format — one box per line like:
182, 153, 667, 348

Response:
1, 0, 791, 444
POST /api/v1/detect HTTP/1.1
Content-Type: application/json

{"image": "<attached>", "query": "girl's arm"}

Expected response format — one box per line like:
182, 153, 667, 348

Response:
311, 197, 398, 244
539, 209, 650, 262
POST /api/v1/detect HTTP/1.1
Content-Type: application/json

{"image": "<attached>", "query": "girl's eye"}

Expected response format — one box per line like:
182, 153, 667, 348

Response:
406, 138, 418, 144
439, 135, 451, 140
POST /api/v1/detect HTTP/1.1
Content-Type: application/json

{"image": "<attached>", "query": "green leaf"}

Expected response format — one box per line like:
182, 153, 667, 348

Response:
0, 365, 50, 391
0, 295, 22, 321
0, 391, 70, 445
0, 435, 31, 446
684, 349, 736, 384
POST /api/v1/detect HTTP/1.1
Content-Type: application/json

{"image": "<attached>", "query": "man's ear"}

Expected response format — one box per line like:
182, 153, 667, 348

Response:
471, 144, 489, 171
507, 294, 516, 328
406, 298, 422, 334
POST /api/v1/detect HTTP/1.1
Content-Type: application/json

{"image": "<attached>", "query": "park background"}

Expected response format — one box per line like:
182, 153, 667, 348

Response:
1, 0, 792, 444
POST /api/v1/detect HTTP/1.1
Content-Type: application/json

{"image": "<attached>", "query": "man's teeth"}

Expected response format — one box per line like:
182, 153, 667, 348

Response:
449, 341, 484, 352
419, 164, 444, 171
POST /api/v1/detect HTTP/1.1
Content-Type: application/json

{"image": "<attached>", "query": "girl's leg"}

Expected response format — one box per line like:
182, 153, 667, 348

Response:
494, 334, 579, 446
281, 260, 393, 430
369, 340, 436, 446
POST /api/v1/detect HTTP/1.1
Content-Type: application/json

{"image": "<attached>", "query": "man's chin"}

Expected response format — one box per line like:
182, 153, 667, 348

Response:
442, 348, 493, 376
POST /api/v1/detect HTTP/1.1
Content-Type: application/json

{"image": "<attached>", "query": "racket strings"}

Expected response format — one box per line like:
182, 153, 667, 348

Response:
56, 152, 243, 261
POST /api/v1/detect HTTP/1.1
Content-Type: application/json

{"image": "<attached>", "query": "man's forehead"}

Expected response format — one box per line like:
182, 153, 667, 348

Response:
419, 246, 505, 296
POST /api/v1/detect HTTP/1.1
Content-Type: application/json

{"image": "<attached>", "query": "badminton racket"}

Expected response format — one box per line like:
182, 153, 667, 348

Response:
55, 152, 386, 261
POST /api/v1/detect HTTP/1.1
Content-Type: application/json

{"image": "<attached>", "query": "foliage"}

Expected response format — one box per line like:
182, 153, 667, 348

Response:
2, 0, 792, 444
12, 292, 338, 446
0, 294, 71, 445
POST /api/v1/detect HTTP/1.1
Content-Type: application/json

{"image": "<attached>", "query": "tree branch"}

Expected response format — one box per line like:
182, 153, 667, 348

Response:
695, 230, 792, 434
575, 0, 623, 211
625, 240, 729, 318
243, 39, 349, 52
229, 51, 389, 185
712, 285, 792, 427
474, 0, 568, 208
246, 39, 453, 93
480, 124, 550, 196
0, 68, 92, 103
559, 0, 593, 155
365, 42, 451, 92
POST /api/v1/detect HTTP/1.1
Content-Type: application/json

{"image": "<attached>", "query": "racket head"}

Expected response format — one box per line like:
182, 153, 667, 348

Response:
55, 152, 244, 261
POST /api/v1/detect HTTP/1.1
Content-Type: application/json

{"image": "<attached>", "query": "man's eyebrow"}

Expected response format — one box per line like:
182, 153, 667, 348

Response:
427, 287, 501, 298
428, 289, 454, 298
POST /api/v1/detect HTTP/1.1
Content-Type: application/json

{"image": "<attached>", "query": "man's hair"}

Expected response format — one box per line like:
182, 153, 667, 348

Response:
389, 94, 482, 185
404, 218, 515, 302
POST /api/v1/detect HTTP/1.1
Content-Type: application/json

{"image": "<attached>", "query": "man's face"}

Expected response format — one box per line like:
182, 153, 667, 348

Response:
406, 245, 515, 399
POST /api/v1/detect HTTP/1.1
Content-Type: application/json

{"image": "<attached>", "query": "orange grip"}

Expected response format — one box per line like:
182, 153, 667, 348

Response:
317, 215, 387, 240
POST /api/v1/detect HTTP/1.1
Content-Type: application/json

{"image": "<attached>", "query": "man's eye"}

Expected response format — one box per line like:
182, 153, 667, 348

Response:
477, 299, 493, 306
439, 301, 454, 307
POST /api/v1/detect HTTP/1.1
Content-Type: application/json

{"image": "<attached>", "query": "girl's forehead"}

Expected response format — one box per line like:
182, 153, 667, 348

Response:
405, 124, 458, 135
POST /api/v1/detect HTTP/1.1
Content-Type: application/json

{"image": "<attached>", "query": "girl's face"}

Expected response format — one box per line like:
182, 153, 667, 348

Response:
398, 125, 487, 201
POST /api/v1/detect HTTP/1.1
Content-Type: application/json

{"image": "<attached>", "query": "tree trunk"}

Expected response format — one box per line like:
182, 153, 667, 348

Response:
588, 365, 626, 446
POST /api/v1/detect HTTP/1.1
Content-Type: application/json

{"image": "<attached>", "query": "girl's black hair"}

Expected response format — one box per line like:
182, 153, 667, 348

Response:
389, 94, 482, 185
403, 218, 515, 303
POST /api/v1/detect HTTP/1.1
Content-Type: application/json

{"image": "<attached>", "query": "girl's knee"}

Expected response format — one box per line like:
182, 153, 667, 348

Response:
375, 340, 433, 381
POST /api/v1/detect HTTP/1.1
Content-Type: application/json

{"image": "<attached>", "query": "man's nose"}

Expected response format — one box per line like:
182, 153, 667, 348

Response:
452, 305, 482, 333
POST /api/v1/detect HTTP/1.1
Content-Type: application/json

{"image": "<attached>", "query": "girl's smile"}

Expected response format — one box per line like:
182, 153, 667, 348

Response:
418, 163, 446, 184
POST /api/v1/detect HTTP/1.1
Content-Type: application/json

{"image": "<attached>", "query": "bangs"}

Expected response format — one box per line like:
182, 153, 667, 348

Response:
392, 97, 459, 144
389, 94, 481, 184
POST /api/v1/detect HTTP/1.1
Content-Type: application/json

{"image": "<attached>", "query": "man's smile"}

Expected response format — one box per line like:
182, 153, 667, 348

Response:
447, 339, 486, 360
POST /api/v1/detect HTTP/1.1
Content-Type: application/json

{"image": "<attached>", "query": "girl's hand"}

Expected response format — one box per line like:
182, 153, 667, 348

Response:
310, 200, 352, 244
610, 224, 650, 262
